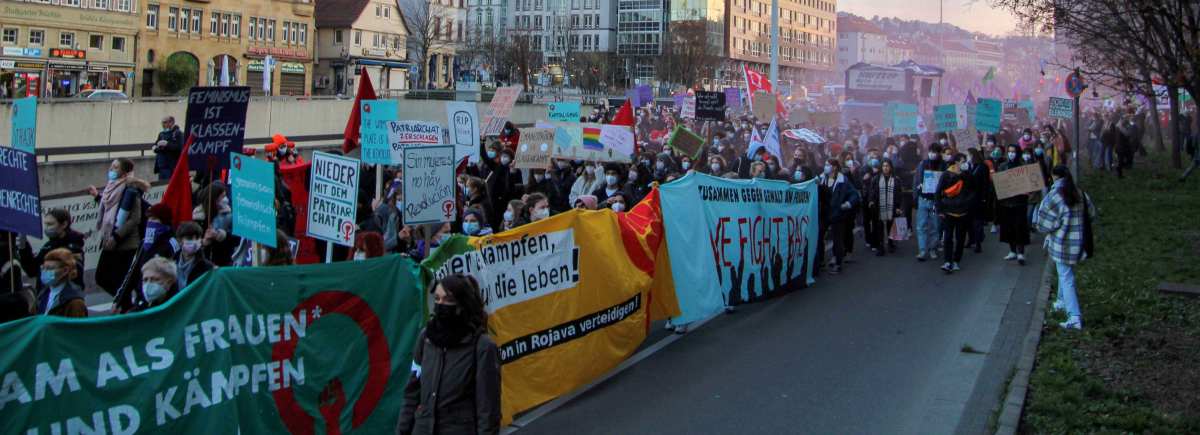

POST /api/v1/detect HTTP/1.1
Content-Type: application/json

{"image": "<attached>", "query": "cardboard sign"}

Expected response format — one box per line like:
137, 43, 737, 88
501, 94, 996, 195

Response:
975, 98, 1003, 133
360, 99, 399, 165
788, 107, 810, 125
695, 91, 726, 121
548, 102, 581, 122
185, 87, 250, 171
229, 154, 277, 247
954, 126, 979, 149
667, 125, 705, 160
446, 101, 480, 163
483, 85, 522, 136
307, 152, 360, 247
386, 121, 442, 165
514, 128, 556, 169
892, 103, 919, 135
725, 87, 741, 109
1049, 97, 1073, 119
402, 145, 456, 224
921, 170, 943, 194
0, 148, 41, 237
681, 96, 696, 119
10, 96, 36, 153
934, 104, 958, 132
991, 164, 1046, 200
752, 92, 776, 121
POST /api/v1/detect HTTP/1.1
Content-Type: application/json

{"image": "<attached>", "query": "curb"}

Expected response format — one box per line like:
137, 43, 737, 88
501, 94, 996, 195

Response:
994, 259, 1055, 434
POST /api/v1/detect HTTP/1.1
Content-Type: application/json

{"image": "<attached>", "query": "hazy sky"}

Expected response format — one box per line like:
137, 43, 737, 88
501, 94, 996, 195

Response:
839, 0, 1021, 36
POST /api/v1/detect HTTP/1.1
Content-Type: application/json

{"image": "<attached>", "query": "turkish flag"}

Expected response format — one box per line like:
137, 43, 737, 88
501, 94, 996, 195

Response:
743, 64, 788, 119
342, 67, 377, 153
159, 135, 194, 227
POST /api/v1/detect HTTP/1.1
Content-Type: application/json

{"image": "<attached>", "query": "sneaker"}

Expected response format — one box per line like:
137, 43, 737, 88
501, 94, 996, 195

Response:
673, 325, 688, 334
664, 320, 675, 331
941, 262, 952, 273
916, 251, 927, 261
1004, 252, 1018, 261
952, 263, 961, 272
1058, 318, 1082, 330
1052, 299, 1065, 312
1017, 254, 1026, 266
990, 224, 998, 234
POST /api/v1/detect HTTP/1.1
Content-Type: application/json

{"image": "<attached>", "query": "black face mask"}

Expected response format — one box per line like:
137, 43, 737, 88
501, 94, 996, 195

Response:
426, 303, 474, 348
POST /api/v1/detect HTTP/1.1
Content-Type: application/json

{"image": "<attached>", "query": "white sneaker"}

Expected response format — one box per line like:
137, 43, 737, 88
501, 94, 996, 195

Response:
1059, 318, 1082, 330
952, 263, 961, 272
941, 262, 952, 272
664, 320, 675, 331
1017, 254, 1026, 266
673, 325, 688, 334
916, 251, 928, 261
1004, 252, 1018, 261
990, 224, 998, 234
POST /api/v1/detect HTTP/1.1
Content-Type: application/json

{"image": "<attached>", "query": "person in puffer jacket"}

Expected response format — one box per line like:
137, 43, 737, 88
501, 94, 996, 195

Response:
935, 153, 977, 274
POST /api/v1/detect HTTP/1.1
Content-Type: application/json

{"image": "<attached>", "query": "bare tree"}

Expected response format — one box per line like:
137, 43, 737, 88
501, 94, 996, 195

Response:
402, 0, 454, 89
573, 52, 618, 94
503, 25, 542, 91
657, 19, 722, 90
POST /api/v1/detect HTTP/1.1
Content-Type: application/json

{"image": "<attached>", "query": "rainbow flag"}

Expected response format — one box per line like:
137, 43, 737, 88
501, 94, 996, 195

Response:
583, 126, 602, 150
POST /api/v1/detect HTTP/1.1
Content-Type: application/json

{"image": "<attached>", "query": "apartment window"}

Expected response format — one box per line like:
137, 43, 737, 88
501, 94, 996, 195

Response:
94, 0, 108, 9
384, 5, 390, 18
282, 21, 290, 43
248, 17, 257, 40
1, 28, 16, 45
111, 36, 125, 51
372, 33, 379, 48
29, 30, 44, 45
60, 32, 75, 47
375, 4, 382, 16
179, 9, 190, 33
534, 15, 541, 30
593, 14, 599, 27
116, 0, 130, 12
62, 0, 80, 6
300, 24, 307, 44
89, 34, 103, 49
221, 14, 229, 37
231, 15, 240, 38
146, 4, 158, 29
353, 29, 361, 45
392, 35, 401, 49
334, 29, 343, 44
267, 20, 276, 41
210, 13, 218, 34
192, 10, 202, 33
168, 7, 178, 31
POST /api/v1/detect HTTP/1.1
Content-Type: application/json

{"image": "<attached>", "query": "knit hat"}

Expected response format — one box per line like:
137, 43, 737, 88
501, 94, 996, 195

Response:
575, 195, 598, 210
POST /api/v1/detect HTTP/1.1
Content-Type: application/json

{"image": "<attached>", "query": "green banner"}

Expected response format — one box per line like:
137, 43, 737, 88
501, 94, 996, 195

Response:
0, 255, 425, 435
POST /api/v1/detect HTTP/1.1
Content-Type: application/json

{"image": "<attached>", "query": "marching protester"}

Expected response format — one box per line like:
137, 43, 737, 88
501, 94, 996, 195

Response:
36, 248, 87, 317
997, 145, 1032, 265
194, 183, 240, 267
130, 257, 179, 312
462, 208, 494, 236
936, 153, 976, 273
819, 159, 860, 274
1034, 165, 1096, 330
174, 222, 214, 290
397, 274, 501, 435
153, 116, 185, 181
964, 148, 995, 254
867, 159, 904, 255
913, 143, 946, 261
480, 140, 516, 230
89, 158, 149, 298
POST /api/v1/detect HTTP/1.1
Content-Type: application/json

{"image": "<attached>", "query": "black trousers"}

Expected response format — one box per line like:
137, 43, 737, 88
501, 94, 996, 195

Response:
875, 218, 895, 251
942, 214, 970, 263
825, 219, 847, 265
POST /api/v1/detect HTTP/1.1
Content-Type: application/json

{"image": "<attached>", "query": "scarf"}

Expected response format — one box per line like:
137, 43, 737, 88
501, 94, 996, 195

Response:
878, 175, 896, 221
98, 177, 128, 237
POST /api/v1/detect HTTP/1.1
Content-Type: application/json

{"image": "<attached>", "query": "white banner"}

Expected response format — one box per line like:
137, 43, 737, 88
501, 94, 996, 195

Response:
847, 69, 907, 92
32, 185, 166, 271
403, 145, 457, 224
386, 121, 443, 165
307, 152, 360, 246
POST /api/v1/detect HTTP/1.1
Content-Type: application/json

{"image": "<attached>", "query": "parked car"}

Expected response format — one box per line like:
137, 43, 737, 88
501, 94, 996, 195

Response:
80, 90, 129, 100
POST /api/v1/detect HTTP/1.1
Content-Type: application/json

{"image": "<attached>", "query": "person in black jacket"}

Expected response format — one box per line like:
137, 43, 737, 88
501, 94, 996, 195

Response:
591, 163, 627, 203
867, 159, 905, 255
935, 153, 975, 274
913, 143, 946, 261
397, 274, 501, 435
153, 116, 185, 180
964, 148, 995, 254
479, 140, 514, 231
818, 159, 861, 274
997, 145, 1033, 265
18, 208, 86, 292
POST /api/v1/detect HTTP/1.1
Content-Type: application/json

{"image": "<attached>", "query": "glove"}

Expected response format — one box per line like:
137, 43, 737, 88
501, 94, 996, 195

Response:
840, 201, 851, 210
156, 140, 168, 147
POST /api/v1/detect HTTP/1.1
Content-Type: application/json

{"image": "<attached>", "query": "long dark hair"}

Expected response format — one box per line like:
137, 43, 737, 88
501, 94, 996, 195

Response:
433, 274, 488, 332
1051, 165, 1079, 207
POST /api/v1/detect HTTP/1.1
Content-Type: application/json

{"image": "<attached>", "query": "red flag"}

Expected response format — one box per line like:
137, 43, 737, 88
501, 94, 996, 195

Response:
742, 64, 788, 119
611, 99, 638, 154
342, 67, 377, 154
160, 135, 194, 227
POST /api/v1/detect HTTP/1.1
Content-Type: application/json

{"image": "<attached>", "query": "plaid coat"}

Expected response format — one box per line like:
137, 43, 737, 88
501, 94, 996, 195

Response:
1034, 179, 1096, 265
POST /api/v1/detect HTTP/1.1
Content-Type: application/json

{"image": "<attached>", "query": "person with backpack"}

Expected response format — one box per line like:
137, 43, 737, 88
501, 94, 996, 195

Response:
88, 158, 149, 298
1034, 165, 1096, 330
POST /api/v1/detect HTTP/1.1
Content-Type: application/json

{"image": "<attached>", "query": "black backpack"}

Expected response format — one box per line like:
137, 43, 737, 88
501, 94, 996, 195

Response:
1081, 195, 1095, 259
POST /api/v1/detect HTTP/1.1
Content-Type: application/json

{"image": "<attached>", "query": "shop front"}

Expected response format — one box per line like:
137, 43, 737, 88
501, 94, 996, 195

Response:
243, 46, 312, 97
279, 62, 306, 96
1, 47, 45, 98
85, 64, 134, 94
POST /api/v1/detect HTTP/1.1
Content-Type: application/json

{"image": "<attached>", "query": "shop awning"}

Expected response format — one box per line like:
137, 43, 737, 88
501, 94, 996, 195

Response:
352, 58, 410, 68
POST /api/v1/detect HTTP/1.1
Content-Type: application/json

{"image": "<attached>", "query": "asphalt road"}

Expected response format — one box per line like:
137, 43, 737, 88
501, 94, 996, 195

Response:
514, 233, 1045, 435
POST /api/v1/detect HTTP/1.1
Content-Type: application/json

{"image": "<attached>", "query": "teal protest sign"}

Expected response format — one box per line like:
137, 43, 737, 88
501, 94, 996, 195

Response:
547, 102, 581, 123
975, 98, 1003, 133
1018, 99, 1036, 123
892, 103, 919, 135
934, 104, 958, 132
230, 154, 277, 247
0, 256, 425, 435
659, 173, 819, 324
360, 99, 399, 165
11, 96, 36, 153
1049, 97, 1073, 119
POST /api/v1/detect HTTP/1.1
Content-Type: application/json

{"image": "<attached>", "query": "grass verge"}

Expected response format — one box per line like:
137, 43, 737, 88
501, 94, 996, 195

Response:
1020, 152, 1200, 433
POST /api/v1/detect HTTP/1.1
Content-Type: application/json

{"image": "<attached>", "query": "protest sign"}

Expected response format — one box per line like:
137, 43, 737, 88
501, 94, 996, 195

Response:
975, 98, 1003, 133
892, 103, 919, 135
547, 102, 581, 122
659, 174, 818, 324
185, 87, 250, 171
421, 195, 677, 425
991, 164, 1046, 200
680, 96, 696, 119
386, 121, 442, 165
549, 123, 632, 163
514, 128, 555, 169
402, 145, 456, 224
752, 92, 776, 121
11, 96, 36, 153
725, 87, 742, 109
1019, 99, 1036, 123
954, 126, 979, 149
599, 125, 635, 156
934, 104, 958, 132
788, 107, 810, 124
667, 125, 705, 160
229, 154, 276, 247
445, 101, 480, 164
695, 91, 726, 121
637, 84, 653, 107
1049, 97, 1073, 119
32, 185, 166, 271
921, 170, 943, 194
957, 104, 974, 129
483, 85, 522, 136
0, 256, 425, 435
0, 148, 41, 237
307, 152, 360, 247
360, 99, 399, 165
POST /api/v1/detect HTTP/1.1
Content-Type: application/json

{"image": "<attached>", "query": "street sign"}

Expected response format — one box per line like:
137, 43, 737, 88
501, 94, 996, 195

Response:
1065, 72, 1086, 98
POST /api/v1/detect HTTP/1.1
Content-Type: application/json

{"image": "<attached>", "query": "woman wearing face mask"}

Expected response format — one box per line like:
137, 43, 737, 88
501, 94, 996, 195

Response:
605, 193, 628, 213
461, 208, 493, 236
935, 154, 976, 273
1018, 128, 1036, 150
624, 165, 650, 204
348, 231, 385, 261
861, 151, 883, 252
17, 209, 86, 293
964, 148, 996, 254
173, 222, 213, 291
818, 159, 860, 274
1033, 165, 1095, 330
569, 163, 603, 208
524, 193, 552, 223
479, 139, 515, 229
867, 159, 905, 255
191, 183, 241, 266
590, 164, 626, 203
88, 158, 149, 297
129, 257, 179, 312
115, 204, 179, 311
397, 274, 501, 435
523, 169, 559, 207
502, 200, 527, 231
996, 144, 1033, 265
36, 248, 88, 317
706, 156, 728, 176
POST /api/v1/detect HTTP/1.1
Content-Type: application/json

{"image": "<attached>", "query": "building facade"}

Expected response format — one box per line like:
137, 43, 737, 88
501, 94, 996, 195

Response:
315, 0, 409, 96
836, 15, 886, 73
1, 0, 139, 98
726, 0, 836, 90
136, 0, 315, 97
399, 0, 466, 88
616, 0, 663, 82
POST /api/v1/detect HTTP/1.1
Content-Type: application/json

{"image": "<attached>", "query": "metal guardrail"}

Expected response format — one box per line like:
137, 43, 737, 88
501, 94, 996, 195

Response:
34, 133, 345, 162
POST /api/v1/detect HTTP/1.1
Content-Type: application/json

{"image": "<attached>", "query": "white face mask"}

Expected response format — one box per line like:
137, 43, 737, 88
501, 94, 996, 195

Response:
500, 156, 512, 165
928, 152, 938, 160
959, 162, 970, 172
681, 162, 691, 170
606, 175, 619, 186
531, 208, 550, 221
611, 202, 625, 212
710, 163, 721, 173
628, 171, 638, 182
353, 252, 367, 261
142, 282, 168, 303
533, 174, 545, 183
503, 210, 514, 222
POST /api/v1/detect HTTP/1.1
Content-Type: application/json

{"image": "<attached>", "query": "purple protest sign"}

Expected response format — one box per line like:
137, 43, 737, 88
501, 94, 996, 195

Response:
725, 88, 741, 109
674, 93, 685, 108
0, 148, 42, 238
626, 89, 640, 108
637, 85, 653, 107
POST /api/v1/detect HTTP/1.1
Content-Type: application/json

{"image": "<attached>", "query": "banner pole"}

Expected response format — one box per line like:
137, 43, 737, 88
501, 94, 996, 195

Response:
325, 242, 334, 264
252, 242, 260, 266
375, 164, 383, 201
7, 233, 15, 291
